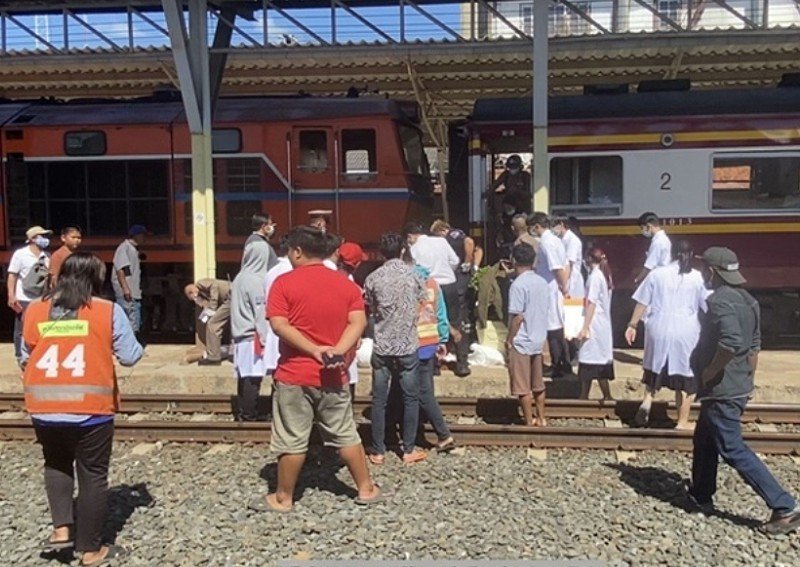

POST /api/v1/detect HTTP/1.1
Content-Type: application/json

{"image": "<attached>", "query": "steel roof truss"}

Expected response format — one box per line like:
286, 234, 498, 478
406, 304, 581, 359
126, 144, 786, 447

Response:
334, 0, 397, 44
1, 11, 62, 52
405, 0, 465, 41
65, 8, 123, 51
630, 0, 684, 31
709, 0, 759, 29
555, 0, 610, 35
265, 0, 329, 46
476, 0, 530, 40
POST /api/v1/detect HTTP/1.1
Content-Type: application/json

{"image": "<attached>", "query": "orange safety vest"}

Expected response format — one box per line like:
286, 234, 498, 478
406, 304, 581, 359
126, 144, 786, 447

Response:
23, 298, 118, 415
417, 277, 441, 349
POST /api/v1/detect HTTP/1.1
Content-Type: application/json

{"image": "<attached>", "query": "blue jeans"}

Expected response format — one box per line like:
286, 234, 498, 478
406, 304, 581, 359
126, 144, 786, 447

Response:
13, 300, 30, 363
116, 297, 142, 333
692, 397, 796, 514
418, 355, 451, 441
371, 353, 420, 455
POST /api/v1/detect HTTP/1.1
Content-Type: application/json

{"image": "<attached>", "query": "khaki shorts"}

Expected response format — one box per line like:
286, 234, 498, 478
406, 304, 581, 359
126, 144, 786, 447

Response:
508, 347, 545, 396
270, 382, 361, 454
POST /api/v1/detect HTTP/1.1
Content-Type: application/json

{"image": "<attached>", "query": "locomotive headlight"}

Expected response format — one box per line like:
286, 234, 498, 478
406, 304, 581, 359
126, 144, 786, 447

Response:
660, 133, 675, 147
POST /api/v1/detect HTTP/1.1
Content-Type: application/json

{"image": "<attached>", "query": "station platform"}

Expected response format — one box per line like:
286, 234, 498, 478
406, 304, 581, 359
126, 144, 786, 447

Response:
1, 344, 797, 403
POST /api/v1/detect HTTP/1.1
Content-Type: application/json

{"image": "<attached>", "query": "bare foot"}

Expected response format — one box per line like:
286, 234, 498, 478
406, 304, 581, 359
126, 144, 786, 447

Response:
357, 483, 381, 502
675, 422, 695, 432
533, 417, 548, 427
267, 492, 293, 512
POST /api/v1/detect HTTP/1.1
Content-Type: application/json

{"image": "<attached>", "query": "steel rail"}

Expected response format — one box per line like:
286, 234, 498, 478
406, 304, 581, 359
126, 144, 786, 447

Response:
1, 419, 799, 454
2, 394, 799, 424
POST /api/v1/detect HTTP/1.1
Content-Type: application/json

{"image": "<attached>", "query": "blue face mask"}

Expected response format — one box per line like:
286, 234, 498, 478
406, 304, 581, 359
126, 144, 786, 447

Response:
33, 236, 50, 249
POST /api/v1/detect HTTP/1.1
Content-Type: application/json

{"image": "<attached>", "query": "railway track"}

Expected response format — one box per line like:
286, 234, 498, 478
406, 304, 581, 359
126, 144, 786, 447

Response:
1, 418, 799, 454
2, 393, 799, 424
1, 393, 800, 453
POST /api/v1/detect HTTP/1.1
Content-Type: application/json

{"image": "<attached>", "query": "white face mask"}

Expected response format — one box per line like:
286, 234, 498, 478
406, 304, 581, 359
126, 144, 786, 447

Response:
503, 205, 516, 216
641, 227, 652, 238
265, 225, 275, 238
33, 236, 50, 249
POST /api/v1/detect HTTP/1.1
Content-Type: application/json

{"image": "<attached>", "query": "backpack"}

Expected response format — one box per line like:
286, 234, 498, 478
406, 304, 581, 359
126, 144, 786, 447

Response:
21, 257, 50, 298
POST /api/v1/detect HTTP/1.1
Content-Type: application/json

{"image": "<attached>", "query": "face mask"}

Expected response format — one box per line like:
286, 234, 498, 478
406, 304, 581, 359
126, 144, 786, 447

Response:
33, 236, 50, 249
503, 205, 516, 216
641, 227, 652, 238
508, 167, 520, 175
265, 225, 275, 238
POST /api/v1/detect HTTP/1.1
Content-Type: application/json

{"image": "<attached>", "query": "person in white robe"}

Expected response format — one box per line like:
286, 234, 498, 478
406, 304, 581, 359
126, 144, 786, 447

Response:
577, 248, 615, 401
625, 241, 709, 430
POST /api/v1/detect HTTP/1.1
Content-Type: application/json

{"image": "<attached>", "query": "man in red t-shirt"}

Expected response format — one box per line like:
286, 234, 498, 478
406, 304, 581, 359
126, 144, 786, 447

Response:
249, 226, 389, 513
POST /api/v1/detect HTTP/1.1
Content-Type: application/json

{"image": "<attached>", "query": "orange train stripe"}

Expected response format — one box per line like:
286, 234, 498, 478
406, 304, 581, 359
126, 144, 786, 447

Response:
582, 222, 800, 236
550, 129, 800, 147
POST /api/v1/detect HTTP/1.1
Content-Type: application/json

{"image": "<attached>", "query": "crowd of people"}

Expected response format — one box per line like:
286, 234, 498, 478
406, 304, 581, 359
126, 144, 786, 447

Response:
9, 206, 800, 564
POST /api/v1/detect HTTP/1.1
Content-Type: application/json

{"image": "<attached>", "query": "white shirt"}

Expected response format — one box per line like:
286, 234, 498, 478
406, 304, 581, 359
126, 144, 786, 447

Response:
632, 262, 708, 377
8, 245, 50, 302
508, 270, 550, 355
410, 235, 459, 286
644, 230, 672, 270
579, 267, 613, 365
534, 229, 567, 330
561, 229, 585, 298
263, 257, 293, 371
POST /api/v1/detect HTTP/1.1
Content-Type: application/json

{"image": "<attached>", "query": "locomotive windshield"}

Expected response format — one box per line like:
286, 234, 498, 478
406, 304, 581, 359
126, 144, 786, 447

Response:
399, 125, 429, 177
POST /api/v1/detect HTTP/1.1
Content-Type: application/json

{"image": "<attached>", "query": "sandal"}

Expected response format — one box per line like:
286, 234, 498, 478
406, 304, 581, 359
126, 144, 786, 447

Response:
435, 438, 456, 453
354, 483, 394, 506
402, 448, 428, 465
81, 545, 127, 567
368, 454, 385, 465
40, 535, 74, 550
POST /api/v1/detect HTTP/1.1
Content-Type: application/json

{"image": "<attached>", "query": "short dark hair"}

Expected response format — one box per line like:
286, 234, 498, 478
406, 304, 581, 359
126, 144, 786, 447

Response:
512, 243, 536, 266
402, 221, 426, 238
275, 234, 290, 257
285, 226, 338, 259
551, 216, 568, 228
251, 213, 272, 230
379, 232, 404, 260
61, 225, 82, 237
637, 212, 660, 227
527, 211, 550, 229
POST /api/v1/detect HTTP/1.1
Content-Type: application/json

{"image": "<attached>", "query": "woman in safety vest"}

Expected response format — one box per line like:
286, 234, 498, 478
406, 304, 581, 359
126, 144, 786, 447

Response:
22, 251, 142, 566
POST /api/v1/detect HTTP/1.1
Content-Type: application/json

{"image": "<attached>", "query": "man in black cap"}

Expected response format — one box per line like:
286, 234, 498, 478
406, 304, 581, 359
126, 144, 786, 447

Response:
688, 246, 800, 534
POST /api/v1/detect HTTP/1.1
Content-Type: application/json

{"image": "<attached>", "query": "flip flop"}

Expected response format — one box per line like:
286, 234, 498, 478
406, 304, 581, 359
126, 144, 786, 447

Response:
435, 438, 456, 453
354, 484, 394, 506
40, 536, 74, 550
81, 545, 127, 567
247, 494, 292, 513
368, 454, 385, 465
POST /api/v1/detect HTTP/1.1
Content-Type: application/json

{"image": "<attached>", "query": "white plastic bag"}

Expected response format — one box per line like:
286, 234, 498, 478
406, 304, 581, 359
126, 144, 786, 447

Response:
356, 338, 373, 368
468, 343, 506, 367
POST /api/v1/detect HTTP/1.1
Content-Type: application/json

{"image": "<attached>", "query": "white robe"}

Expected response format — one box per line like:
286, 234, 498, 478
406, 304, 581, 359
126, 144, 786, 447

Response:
578, 267, 613, 365
632, 263, 708, 377
534, 229, 568, 331
562, 229, 585, 299
264, 257, 293, 372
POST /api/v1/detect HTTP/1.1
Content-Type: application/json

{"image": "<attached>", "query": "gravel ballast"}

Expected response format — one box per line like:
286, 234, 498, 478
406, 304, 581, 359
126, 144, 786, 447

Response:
1, 441, 799, 566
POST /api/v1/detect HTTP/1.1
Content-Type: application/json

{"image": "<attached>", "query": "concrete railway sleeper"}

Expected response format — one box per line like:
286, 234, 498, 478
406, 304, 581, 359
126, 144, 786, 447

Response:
1, 419, 800, 454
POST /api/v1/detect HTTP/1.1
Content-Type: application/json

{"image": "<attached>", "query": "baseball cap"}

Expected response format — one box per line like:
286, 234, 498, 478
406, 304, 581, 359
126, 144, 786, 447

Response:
700, 246, 746, 285
128, 224, 148, 236
26, 225, 53, 241
338, 242, 367, 268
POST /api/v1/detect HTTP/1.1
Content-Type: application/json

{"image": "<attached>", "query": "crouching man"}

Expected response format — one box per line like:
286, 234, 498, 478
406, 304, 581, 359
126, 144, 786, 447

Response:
249, 226, 388, 512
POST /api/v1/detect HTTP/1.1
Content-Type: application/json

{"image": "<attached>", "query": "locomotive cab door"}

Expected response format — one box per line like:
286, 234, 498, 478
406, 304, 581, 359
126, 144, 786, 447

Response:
291, 127, 337, 229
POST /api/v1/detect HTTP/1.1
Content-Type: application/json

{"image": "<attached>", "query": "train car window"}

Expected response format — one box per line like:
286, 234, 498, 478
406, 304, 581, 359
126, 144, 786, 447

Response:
712, 154, 800, 211
299, 130, 328, 171
227, 201, 263, 236
222, 158, 261, 192
341, 129, 377, 179
549, 156, 622, 216
212, 129, 241, 153
64, 131, 106, 156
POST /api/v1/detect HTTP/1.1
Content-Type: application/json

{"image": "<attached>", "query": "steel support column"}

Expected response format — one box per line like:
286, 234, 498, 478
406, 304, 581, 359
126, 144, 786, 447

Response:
532, 0, 549, 213
163, 0, 216, 281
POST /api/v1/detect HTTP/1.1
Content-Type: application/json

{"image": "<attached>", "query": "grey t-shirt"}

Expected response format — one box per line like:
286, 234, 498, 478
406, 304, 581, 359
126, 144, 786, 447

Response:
508, 270, 550, 355
112, 239, 141, 299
